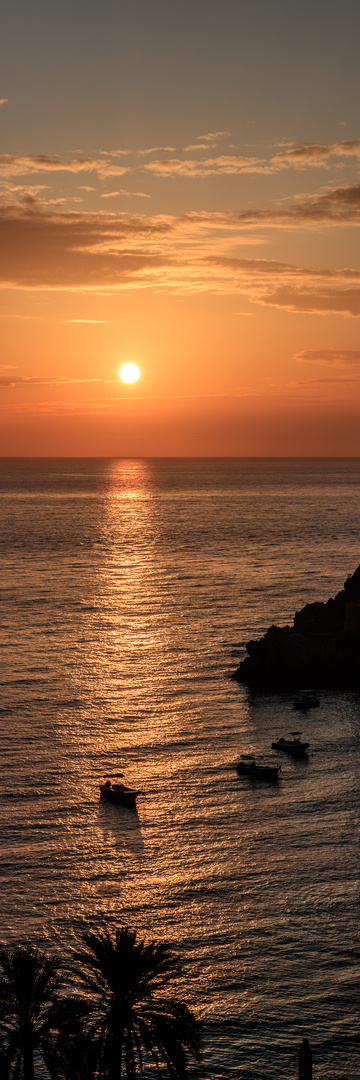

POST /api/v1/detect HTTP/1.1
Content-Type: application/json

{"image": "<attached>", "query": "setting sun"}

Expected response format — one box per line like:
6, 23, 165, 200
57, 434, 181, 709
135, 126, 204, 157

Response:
119, 363, 140, 384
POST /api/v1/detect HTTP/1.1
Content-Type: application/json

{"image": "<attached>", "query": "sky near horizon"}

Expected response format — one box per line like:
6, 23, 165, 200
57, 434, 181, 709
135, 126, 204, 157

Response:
1, 0, 360, 456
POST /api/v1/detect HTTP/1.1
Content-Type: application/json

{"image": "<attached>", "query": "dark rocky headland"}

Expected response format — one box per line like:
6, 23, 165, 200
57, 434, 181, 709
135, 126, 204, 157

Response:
233, 564, 360, 689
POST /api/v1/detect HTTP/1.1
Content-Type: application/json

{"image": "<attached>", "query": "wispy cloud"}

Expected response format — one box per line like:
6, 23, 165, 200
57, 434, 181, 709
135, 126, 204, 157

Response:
290, 374, 360, 392
99, 149, 132, 157
138, 133, 230, 157
258, 286, 360, 317
1, 137, 359, 190
143, 140, 360, 178
0, 374, 104, 386
0, 99, 8, 106
0, 191, 359, 314
0, 154, 130, 178
272, 139, 360, 167
100, 189, 150, 199
197, 131, 231, 142
144, 155, 270, 177
294, 349, 360, 365
138, 146, 178, 157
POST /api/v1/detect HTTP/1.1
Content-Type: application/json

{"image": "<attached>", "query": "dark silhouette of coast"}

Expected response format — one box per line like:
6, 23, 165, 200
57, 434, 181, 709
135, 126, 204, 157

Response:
233, 564, 360, 689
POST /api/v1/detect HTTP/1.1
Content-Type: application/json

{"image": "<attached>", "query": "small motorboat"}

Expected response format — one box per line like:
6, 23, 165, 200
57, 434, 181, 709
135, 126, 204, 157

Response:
272, 732, 309, 757
236, 756, 280, 782
293, 691, 320, 710
99, 779, 141, 808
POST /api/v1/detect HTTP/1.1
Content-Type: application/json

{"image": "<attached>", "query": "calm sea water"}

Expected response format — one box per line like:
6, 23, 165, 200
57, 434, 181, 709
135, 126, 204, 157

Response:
0, 458, 359, 1080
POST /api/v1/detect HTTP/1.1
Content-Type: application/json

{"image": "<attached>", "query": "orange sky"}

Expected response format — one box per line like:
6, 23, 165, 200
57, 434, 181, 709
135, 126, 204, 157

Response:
1, 0, 360, 455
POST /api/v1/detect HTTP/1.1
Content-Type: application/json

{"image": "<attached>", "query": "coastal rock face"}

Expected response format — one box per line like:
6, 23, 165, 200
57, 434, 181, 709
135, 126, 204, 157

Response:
233, 564, 360, 688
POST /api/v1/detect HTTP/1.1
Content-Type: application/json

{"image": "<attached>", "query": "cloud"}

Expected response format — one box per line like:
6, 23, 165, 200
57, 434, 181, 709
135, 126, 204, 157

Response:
100, 189, 150, 198
44, 197, 84, 206
258, 286, 360, 316
204, 255, 360, 315
120, 190, 150, 198
272, 139, 360, 168
2, 137, 359, 194
291, 374, 360, 389
211, 182, 360, 224
144, 155, 270, 177
0, 374, 103, 386
181, 142, 217, 151
99, 163, 133, 177
0, 99, 8, 106
142, 137, 360, 178
99, 149, 131, 157
197, 131, 231, 142
315, 183, 360, 210
0, 154, 130, 178
138, 146, 178, 157
294, 349, 360, 365
139, 133, 231, 157
0, 197, 359, 315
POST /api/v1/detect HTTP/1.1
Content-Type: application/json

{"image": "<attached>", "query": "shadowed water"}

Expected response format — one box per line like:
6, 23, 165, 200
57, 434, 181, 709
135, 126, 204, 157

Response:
0, 458, 359, 1080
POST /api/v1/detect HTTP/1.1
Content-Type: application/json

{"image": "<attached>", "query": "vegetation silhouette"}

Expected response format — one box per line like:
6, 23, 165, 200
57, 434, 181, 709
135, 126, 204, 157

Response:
0, 946, 65, 1080
70, 927, 202, 1080
0, 930, 202, 1080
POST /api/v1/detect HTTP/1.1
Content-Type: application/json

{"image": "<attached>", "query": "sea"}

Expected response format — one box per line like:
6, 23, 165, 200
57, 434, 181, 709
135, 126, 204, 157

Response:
0, 458, 359, 1080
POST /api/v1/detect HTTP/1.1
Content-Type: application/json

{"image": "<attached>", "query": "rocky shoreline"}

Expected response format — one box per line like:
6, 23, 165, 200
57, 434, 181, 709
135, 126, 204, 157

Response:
233, 564, 360, 689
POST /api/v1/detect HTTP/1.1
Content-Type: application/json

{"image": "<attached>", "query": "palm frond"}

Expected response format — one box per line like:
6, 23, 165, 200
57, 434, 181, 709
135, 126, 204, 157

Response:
68, 927, 201, 1080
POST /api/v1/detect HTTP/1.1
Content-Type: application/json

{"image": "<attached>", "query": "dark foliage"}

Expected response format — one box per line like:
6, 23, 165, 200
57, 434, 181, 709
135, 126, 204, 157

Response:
0, 947, 63, 1080
0, 931, 202, 1080
70, 927, 202, 1080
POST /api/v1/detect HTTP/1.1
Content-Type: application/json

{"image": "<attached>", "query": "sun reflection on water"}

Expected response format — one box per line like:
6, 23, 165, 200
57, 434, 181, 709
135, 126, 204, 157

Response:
1, 460, 359, 1080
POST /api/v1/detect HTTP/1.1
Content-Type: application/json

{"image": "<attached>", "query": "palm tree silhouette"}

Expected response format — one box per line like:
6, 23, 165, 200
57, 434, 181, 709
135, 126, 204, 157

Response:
0, 946, 63, 1080
0, 946, 95, 1080
71, 927, 202, 1080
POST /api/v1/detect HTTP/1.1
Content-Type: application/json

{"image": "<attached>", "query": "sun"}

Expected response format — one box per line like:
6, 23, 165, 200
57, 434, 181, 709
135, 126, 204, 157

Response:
119, 362, 140, 384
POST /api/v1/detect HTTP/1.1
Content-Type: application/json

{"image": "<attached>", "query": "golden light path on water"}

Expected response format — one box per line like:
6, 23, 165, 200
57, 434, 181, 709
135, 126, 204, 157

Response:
0, 458, 359, 1080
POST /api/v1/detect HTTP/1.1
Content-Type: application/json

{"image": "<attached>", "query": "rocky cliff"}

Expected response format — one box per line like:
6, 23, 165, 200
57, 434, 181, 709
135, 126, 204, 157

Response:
233, 564, 360, 688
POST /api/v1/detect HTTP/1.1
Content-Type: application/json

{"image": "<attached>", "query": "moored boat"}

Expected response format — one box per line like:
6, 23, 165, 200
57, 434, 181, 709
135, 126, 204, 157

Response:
293, 691, 320, 710
99, 779, 141, 808
272, 732, 309, 756
236, 756, 280, 782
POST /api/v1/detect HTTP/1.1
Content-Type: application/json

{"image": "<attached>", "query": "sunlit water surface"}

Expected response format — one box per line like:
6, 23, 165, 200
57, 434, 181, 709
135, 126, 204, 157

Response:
0, 459, 359, 1080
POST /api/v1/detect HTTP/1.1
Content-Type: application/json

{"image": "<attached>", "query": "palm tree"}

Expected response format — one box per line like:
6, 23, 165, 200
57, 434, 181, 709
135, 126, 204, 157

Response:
0, 946, 63, 1080
71, 927, 202, 1080
0, 946, 95, 1080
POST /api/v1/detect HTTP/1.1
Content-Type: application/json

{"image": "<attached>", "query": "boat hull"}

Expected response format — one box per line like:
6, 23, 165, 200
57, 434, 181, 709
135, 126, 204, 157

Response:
272, 740, 309, 757
236, 762, 280, 782
293, 696, 319, 710
99, 784, 140, 808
